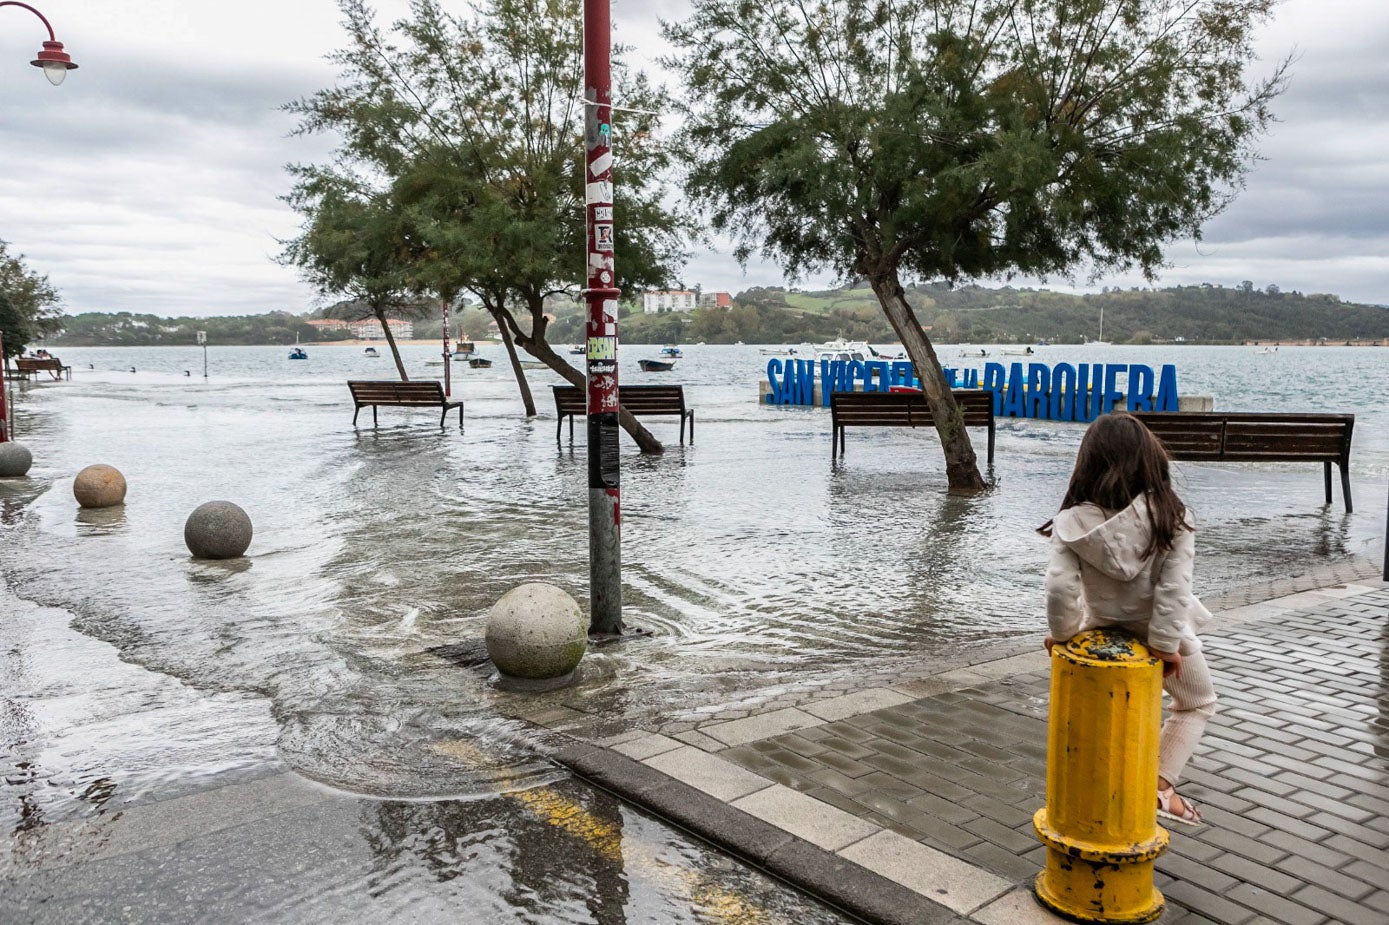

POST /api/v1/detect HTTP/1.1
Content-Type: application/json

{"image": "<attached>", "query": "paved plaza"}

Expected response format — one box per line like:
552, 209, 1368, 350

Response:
533, 558, 1389, 924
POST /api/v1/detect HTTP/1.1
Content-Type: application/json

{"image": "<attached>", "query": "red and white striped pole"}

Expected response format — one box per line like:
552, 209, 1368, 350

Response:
0, 331, 9, 442
441, 297, 452, 397
583, 0, 622, 635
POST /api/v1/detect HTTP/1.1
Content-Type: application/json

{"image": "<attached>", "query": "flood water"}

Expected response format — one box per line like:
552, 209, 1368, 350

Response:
2, 342, 1385, 920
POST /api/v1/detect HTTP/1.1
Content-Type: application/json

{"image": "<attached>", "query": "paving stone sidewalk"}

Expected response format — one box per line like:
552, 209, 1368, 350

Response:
571, 569, 1389, 924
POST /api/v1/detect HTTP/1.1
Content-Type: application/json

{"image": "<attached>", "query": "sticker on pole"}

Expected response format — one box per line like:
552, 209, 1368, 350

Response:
586, 181, 613, 205
594, 225, 614, 251
593, 206, 613, 222
587, 336, 617, 361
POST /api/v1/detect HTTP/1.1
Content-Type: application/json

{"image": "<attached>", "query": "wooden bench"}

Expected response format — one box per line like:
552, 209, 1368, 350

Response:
553, 384, 694, 445
348, 380, 463, 428
1134, 412, 1355, 511
830, 390, 996, 465
15, 357, 71, 381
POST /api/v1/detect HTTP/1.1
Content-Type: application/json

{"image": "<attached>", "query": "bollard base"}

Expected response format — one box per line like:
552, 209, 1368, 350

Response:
1033, 808, 1168, 923
1034, 871, 1163, 924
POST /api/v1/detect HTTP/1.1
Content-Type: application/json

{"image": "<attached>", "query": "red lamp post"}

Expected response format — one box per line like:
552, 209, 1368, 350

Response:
0, 2, 74, 441
1, 1, 78, 85
583, 0, 622, 635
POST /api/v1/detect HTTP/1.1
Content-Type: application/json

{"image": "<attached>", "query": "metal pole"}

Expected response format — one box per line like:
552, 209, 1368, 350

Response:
0, 330, 8, 443
442, 297, 452, 398
583, 0, 622, 635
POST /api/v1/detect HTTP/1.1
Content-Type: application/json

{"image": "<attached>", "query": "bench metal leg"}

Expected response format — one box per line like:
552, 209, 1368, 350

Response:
689, 411, 694, 445
372, 405, 378, 427
557, 414, 564, 445
987, 424, 996, 468
1324, 461, 1332, 505
459, 404, 465, 430
353, 405, 360, 426
1340, 462, 1353, 513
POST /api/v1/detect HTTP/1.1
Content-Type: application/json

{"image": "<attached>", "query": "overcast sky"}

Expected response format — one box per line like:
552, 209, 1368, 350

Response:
1, 0, 1385, 317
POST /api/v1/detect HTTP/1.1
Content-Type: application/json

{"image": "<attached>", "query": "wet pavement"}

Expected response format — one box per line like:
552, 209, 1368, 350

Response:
540, 564, 1389, 924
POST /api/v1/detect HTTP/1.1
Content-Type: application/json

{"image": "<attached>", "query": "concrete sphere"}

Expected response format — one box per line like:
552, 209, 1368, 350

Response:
73, 464, 127, 508
0, 442, 33, 477
184, 501, 253, 559
485, 583, 587, 682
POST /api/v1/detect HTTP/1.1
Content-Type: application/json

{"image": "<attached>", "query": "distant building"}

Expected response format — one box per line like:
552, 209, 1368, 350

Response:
347, 318, 414, 340
698, 291, 732, 309
643, 290, 698, 313
307, 318, 348, 330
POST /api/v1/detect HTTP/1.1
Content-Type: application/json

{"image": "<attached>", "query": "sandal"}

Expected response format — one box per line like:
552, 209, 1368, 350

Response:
1158, 786, 1203, 826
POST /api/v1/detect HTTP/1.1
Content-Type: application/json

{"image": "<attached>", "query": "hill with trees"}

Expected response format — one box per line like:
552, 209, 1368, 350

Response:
43, 282, 1389, 348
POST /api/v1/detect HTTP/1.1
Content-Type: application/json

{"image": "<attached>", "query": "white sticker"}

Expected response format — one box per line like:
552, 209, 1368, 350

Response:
585, 181, 613, 204
589, 152, 613, 177
593, 206, 613, 221
594, 224, 614, 250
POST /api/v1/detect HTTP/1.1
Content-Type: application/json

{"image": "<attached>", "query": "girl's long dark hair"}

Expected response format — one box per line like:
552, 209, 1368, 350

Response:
1038, 411, 1188, 558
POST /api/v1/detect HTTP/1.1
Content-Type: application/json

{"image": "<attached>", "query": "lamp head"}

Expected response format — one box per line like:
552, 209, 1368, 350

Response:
31, 40, 76, 86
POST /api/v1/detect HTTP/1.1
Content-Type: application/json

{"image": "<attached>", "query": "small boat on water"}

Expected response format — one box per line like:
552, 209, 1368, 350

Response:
469, 357, 493, 369
453, 339, 476, 359
639, 358, 676, 372
759, 346, 801, 356
1000, 346, 1035, 356
659, 344, 683, 359
288, 347, 308, 360
364, 347, 379, 357
569, 344, 586, 355
959, 348, 989, 358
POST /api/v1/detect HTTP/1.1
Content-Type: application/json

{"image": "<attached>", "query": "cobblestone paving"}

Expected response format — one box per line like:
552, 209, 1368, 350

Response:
722, 585, 1389, 924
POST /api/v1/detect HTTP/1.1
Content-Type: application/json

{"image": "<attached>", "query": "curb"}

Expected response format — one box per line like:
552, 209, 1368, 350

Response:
547, 737, 963, 925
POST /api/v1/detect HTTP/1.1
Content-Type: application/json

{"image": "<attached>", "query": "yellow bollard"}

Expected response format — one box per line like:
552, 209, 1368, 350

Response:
1033, 629, 1169, 923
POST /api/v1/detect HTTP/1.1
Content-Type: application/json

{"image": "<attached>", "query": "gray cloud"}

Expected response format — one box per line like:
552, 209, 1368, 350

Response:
1, 0, 1385, 317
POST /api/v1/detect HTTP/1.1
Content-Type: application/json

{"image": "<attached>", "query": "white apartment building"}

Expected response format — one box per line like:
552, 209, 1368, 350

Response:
349, 318, 414, 340
642, 290, 698, 313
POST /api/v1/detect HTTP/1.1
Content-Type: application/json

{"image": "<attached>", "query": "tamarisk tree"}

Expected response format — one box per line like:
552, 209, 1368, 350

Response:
667, 0, 1287, 490
285, 0, 685, 452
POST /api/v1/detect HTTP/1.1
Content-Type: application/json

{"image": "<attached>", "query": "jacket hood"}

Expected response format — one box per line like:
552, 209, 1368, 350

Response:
1051, 496, 1154, 581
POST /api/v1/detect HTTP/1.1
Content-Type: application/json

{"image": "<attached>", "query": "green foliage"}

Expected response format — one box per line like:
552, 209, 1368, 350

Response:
41, 284, 1389, 347
0, 240, 62, 360
667, 0, 1288, 285
284, 0, 685, 347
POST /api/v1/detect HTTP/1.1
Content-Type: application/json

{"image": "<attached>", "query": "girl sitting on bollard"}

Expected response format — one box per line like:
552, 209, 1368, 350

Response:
1039, 411, 1215, 826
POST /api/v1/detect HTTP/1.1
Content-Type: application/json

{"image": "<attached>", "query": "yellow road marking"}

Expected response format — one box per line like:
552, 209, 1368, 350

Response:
434, 739, 782, 923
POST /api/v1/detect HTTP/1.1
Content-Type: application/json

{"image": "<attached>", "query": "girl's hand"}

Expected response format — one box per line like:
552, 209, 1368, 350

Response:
1044, 634, 1056, 654
1152, 648, 1182, 678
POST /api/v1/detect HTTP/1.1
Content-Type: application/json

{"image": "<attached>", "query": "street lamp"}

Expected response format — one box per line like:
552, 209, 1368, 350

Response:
1, 2, 77, 85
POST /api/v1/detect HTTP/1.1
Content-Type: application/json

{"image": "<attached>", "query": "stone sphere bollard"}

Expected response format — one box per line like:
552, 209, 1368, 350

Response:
0, 442, 33, 478
184, 501, 253, 559
485, 583, 587, 687
73, 464, 127, 508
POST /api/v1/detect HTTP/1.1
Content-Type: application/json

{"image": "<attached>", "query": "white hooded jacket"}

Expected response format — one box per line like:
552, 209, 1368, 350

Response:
1044, 495, 1212, 654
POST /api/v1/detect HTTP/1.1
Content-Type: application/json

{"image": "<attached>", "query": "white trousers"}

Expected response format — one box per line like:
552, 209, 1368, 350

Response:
1158, 640, 1218, 786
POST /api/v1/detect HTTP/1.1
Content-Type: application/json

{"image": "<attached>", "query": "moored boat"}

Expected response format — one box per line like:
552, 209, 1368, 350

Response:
638, 358, 676, 372
288, 347, 308, 360
364, 346, 379, 357
659, 344, 683, 359
469, 357, 493, 369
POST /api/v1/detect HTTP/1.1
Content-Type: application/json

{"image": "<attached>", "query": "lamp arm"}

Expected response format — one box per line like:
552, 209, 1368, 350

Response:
0, 2, 58, 41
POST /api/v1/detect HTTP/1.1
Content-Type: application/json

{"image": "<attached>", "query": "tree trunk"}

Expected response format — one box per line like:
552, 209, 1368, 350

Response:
521, 337, 664, 455
867, 267, 987, 493
492, 308, 537, 417
375, 306, 409, 381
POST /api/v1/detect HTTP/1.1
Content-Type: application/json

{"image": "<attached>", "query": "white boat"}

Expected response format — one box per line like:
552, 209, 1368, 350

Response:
569, 344, 585, 355
958, 348, 989, 358
659, 344, 683, 359
453, 339, 477, 359
759, 346, 801, 356
811, 338, 906, 363
1000, 347, 1036, 356
364, 347, 379, 357
1255, 346, 1278, 355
